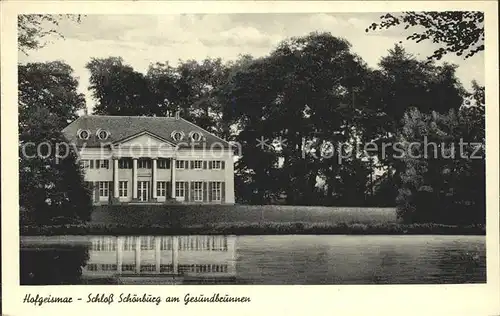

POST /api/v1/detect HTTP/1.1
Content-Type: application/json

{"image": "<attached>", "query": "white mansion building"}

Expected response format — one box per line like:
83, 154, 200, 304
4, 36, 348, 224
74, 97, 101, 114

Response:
62, 114, 235, 204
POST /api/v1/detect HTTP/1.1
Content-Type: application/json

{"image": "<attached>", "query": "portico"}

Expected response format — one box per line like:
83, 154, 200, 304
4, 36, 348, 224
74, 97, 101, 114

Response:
110, 156, 178, 203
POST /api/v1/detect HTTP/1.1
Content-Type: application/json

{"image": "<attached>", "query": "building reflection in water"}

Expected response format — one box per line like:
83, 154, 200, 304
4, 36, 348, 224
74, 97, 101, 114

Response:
82, 235, 236, 278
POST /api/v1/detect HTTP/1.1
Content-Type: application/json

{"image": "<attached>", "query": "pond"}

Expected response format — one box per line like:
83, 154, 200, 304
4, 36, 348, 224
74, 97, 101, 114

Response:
20, 235, 485, 285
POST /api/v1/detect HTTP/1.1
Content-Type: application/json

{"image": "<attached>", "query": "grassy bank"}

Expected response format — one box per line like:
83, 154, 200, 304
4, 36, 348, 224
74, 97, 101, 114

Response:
22, 205, 484, 236
21, 222, 485, 236
91, 204, 398, 225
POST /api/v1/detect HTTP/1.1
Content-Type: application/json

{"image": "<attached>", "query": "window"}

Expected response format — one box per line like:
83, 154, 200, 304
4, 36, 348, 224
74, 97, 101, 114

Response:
96, 159, 109, 169
157, 181, 166, 197
99, 181, 109, 197
79, 160, 90, 169
77, 129, 90, 140
138, 159, 151, 169
160, 237, 172, 250
176, 160, 186, 169
193, 181, 203, 202
175, 182, 185, 198
119, 181, 128, 197
141, 236, 154, 250
119, 158, 132, 169
122, 264, 135, 272
91, 237, 116, 251
101, 264, 117, 271
211, 181, 222, 201
171, 130, 184, 141
86, 264, 98, 271
140, 264, 156, 272
96, 129, 110, 140
193, 160, 203, 169
189, 131, 203, 142
123, 236, 136, 251
157, 158, 170, 169
211, 161, 222, 170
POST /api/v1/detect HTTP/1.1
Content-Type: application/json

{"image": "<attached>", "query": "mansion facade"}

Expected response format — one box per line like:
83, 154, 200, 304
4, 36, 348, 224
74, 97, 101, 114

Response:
62, 114, 235, 204
83, 235, 236, 279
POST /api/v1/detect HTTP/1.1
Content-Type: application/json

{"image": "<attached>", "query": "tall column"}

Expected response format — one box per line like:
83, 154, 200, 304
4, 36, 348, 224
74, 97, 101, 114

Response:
227, 236, 236, 275
171, 158, 176, 198
135, 236, 141, 273
172, 236, 179, 274
116, 237, 124, 273
152, 158, 157, 200
155, 237, 161, 273
113, 159, 119, 198
132, 158, 138, 199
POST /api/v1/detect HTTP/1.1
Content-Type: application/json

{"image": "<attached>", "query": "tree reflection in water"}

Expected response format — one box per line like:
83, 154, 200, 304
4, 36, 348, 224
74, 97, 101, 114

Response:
20, 245, 90, 285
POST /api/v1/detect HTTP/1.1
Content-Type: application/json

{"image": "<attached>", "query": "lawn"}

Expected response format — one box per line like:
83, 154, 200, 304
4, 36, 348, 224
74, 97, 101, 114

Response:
90, 204, 399, 226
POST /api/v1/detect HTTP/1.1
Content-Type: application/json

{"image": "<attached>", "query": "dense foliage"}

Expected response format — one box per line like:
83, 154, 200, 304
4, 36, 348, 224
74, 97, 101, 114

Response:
396, 85, 485, 224
19, 63, 92, 225
19, 13, 486, 226
366, 11, 484, 60
81, 31, 485, 224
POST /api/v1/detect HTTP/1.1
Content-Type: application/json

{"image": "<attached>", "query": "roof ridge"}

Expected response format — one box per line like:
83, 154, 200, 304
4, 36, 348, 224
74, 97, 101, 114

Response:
88, 115, 176, 119
180, 117, 230, 144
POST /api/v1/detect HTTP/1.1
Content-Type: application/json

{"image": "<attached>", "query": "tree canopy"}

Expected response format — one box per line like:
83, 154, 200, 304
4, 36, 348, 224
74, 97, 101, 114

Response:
82, 31, 483, 219
366, 11, 484, 60
19, 61, 92, 225
18, 14, 83, 55
19, 21, 485, 225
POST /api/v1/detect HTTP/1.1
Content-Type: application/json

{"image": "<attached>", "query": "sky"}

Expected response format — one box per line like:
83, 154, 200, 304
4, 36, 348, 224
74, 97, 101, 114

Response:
19, 13, 485, 113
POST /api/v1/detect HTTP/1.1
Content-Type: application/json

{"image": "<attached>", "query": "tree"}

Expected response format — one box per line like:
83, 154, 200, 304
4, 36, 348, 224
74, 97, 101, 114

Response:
396, 104, 485, 224
19, 106, 93, 225
225, 32, 372, 205
19, 61, 92, 226
19, 61, 85, 129
366, 11, 484, 60
87, 56, 244, 139
87, 57, 152, 116
358, 44, 466, 207
18, 14, 83, 55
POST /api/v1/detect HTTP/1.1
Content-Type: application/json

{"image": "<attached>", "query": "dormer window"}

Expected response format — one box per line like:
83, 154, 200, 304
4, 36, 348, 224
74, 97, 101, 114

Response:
96, 129, 110, 141
189, 131, 203, 142
171, 130, 185, 142
77, 129, 90, 140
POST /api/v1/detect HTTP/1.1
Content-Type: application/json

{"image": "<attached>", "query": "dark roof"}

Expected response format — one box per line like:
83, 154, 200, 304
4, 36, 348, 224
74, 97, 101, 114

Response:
62, 115, 231, 148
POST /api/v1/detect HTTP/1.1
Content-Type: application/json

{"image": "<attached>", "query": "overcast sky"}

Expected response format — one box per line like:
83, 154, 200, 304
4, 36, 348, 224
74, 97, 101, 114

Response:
19, 13, 485, 113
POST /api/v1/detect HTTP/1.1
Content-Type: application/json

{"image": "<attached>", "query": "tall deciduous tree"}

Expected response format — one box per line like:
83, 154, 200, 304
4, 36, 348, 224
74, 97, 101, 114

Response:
225, 32, 371, 205
19, 106, 93, 225
19, 61, 86, 129
366, 11, 484, 60
396, 102, 485, 224
19, 61, 92, 225
87, 57, 152, 116
360, 44, 466, 206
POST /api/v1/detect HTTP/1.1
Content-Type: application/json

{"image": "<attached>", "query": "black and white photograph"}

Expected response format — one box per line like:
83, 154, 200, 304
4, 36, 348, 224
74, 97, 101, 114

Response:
16, 10, 489, 284
2, 1, 499, 315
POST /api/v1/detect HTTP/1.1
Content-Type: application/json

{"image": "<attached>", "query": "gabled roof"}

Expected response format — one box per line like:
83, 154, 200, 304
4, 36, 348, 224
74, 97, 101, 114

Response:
112, 129, 177, 146
62, 115, 232, 149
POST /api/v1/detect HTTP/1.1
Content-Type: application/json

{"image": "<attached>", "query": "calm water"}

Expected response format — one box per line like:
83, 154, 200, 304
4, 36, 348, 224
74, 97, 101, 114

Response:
20, 235, 485, 285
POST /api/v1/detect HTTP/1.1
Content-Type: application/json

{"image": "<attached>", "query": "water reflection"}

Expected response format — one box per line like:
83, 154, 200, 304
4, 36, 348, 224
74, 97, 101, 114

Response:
20, 235, 486, 285
20, 244, 90, 285
83, 235, 236, 281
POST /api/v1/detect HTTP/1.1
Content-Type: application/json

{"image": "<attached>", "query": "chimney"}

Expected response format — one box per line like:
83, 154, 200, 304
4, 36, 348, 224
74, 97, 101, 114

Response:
175, 110, 180, 120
